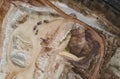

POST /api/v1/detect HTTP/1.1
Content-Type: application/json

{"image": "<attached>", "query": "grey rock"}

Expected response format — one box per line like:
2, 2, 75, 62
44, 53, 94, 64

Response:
107, 47, 120, 78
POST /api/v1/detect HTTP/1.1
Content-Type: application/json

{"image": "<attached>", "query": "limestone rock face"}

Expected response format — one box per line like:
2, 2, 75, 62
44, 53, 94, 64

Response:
0, 1, 75, 79
0, 1, 119, 79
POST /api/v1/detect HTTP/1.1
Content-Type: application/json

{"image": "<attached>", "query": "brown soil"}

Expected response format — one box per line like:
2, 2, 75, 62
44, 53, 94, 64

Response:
0, 0, 120, 79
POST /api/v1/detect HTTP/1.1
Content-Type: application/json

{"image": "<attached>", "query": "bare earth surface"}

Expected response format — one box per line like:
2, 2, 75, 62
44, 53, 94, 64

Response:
0, 0, 120, 79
